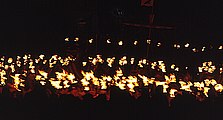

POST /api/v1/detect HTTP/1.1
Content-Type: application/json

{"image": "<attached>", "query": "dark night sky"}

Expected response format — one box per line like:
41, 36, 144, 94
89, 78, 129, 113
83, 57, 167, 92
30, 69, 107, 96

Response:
1, 0, 223, 55
156, 1, 223, 45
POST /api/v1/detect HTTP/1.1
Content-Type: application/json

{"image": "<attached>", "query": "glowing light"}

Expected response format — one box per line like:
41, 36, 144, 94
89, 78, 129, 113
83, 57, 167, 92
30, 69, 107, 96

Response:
8, 58, 13, 64
118, 41, 123, 46
39, 54, 45, 60
147, 39, 151, 44
192, 48, 198, 52
134, 41, 138, 45
0, 56, 5, 61
203, 87, 210, 97
4, 65, 9, 70
119, 56, 127, 66
157, 42, 161, 47
219, 45, 223, 50
199, 61, 216, 73
175, 67, 179, 72
0, 70, 7, 86
157, 61, 166, 72
65, 37, 69, 41
10, 64, 15, 73
107, 39, 111, 44
174, 44, 180, 49
151, 62, 157, 69
74, 37, 79, 41
49, 80, 62, 89
38, 70, 48, 79
179, 81, 192, 92
116, 67, 123, 77
171, 64, 175, 69
184, 43, 190, 48
169, 89, 178, 98
3, 52, 223, 101
107, 57, 115, 67
11, 74, 25, 91
215, 84, 223, 92
220, 67, 223, 74
82, 62, 87, 66
89, 39, 93, 43
202, 47, 206, 52
40, 81, 46, 85
67, 73, 77, 83
130, 58, 135, 65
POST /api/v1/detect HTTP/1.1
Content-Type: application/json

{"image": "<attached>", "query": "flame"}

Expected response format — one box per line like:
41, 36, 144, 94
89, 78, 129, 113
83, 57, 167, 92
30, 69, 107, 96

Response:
0, 56, 5, 61
39, 54, 45, 60
0, 62, 3, 68
9, 64, 15, 73
174, 44, 180, 49
65, 37, 69, 41
147, 39, 151, 44
4, 65, 9, 70
119, 56, 127, 66
194, 82, 205, 91
199, 61, 216, 73
67, 73, 77, 83
35, 75, 42, 80
215, 84, 223, 92
115, 81, 126, 90
107, 57, 115, 67
116, 68, 123, 77
107, 39, 111, 44
203, 87, 210, 97
43, 60, 47, 64
130, 58, 135, 65
157, 61, 166, 72
126, 76, 139, 92
38, 70, 48, 79
184, 43, 190, 48
40, 81, 46, 85
49, 80, 62, 89
10, 74, 25, 91
138, 75, 150, 86
55, 70, 67, 81
157, 42, 161, 47
8, 58, 13, 64
151, 62, 157, 69
118, 41, 123, 46
2, 53, 223, 101
74, 37, 79, 41
63, 80, 70, 88
192, 48, 198, 52
179, 81, 192, 92
169, 89, 178, 98
89, 39, 93, 43
0, 70, 7, 86
82, 62, 87, 67
202, 47, 206, 52
134, 41, 138, 45
100, 79, 107, 89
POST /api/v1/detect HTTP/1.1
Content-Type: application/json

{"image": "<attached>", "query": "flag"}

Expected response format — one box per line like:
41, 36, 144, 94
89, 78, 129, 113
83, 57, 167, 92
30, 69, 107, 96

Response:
141, 0, 154, 7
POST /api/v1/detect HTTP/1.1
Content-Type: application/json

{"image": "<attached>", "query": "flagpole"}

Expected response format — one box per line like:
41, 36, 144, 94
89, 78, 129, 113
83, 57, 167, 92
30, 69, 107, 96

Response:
146, 0, 155, 59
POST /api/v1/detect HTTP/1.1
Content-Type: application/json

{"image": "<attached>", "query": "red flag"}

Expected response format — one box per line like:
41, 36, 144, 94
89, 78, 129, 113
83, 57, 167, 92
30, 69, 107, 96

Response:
141, 0, 154, 7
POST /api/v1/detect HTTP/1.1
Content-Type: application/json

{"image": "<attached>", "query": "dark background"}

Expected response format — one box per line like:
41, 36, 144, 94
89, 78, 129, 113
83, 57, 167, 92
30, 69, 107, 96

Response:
1, 1, 223, 119
1, 0, 223, 56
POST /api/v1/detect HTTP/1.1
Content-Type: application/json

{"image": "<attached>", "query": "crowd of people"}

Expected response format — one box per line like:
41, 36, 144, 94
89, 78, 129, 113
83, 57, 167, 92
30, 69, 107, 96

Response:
0, 39, 223, 120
